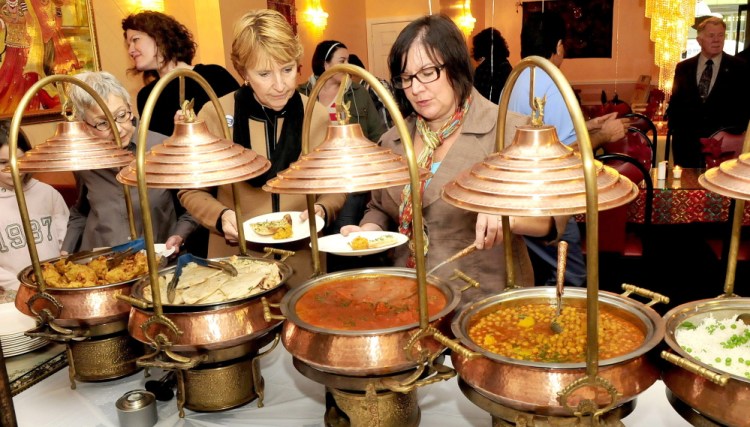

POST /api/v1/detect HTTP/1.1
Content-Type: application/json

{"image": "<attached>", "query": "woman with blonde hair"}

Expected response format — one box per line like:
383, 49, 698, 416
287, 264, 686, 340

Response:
178, 9, 344, 286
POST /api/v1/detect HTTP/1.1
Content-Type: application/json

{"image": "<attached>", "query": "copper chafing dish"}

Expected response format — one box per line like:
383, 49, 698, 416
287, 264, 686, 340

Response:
277, 267, 461, 377
15, 251, 148, 328
450, 287, 665, 416
661, 297, 750, 427
127, 256, 292, 352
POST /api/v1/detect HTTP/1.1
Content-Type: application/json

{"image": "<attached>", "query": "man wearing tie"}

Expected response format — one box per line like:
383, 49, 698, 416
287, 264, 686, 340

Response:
667, 16, 750, 168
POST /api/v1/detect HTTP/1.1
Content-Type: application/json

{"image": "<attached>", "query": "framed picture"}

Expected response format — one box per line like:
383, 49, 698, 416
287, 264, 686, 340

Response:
0, 0, 100, 122
267, 0, 297, 35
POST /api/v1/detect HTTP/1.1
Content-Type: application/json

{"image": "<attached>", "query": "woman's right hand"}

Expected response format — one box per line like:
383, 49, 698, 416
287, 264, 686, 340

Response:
340, 223, 383, 236
221, 209, 239, 242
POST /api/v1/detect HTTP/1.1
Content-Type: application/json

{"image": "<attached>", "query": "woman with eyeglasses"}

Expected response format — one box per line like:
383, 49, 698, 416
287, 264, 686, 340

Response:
341, 15, 553, 302
63, 71, 198, 254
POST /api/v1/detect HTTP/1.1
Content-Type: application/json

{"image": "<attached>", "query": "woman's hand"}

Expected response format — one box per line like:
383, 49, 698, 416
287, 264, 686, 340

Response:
475, 213, 504, 250
340, 223, 383, 236
165, 235, 184, 254
299, 205, 326, 223
221, 209, 239, 242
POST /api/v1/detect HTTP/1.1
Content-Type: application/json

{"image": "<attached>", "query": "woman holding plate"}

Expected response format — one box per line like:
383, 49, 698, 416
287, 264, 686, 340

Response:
341, 15, 554, 303
178, 9, 344, 287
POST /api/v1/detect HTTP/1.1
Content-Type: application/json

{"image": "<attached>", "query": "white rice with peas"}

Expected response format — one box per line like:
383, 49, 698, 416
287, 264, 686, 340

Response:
675, 314, 750, 380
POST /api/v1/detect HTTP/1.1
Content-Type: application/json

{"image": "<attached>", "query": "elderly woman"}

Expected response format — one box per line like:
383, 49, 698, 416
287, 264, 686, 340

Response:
64, 71, 198, 253
342, 15, 553, 302
178, 9, 344, 286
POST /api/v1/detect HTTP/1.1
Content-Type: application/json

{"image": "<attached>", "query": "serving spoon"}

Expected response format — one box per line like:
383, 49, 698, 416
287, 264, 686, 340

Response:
551, 241, 568, 334
167, 254, 238, 303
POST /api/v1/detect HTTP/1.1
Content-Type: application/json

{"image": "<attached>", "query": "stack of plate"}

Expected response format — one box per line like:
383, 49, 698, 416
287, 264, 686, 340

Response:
0, 302, 48, 357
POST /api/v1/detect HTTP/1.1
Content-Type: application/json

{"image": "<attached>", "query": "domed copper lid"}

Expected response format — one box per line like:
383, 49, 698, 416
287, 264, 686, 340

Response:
263, 123, 431, 194
442, 125, 638, 215
116, 119, 271, 188
13, 121, 133, 172
699, 153, 750, 200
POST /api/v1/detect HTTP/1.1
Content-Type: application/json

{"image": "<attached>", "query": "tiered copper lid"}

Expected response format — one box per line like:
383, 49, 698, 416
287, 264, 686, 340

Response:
116, 119, 271, 188
12, 121, 134, 172
442, 125, 639, 215
263, 123, 431, 194
699, 152, 750, 200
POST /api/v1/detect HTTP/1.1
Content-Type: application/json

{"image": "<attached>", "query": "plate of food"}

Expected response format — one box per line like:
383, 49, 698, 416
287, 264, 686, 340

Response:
243, 211, 324, 244
315, 231, 408, 256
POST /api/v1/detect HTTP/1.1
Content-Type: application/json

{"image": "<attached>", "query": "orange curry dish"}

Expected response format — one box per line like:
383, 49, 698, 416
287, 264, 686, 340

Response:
468, 303, 645, 363
294, 275, 447, 331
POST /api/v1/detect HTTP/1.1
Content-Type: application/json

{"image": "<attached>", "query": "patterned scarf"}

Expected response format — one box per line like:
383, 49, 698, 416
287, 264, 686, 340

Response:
398, 95, 472, 267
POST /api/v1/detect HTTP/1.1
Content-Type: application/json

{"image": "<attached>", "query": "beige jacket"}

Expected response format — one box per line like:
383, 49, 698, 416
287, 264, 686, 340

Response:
178, 92, 345, 287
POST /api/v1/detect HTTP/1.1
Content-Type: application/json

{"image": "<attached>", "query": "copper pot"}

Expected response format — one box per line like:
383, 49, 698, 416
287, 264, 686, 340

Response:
127, 256, 292, 352
661, 297, 750, 427
450, 287, 664, 416
279, 267, 461, 376
15, 255, 140, 327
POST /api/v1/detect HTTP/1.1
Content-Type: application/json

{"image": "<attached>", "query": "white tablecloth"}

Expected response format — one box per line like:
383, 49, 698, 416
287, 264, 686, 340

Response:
12, 348, 691, 426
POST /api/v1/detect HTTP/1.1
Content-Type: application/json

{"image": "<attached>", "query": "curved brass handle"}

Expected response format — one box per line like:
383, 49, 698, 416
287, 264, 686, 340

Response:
661, 350, 729, 386
25, 319, 86, 342
262, 247, 295, 262
558, 375, 620, 419
261, 297, 286, 322
621, 284, 670, 306
27, 292, 64, 321
116, 294, 152, 309
449, 269, 480, 293
141, 313, 183, 346
430, 329, 480, 360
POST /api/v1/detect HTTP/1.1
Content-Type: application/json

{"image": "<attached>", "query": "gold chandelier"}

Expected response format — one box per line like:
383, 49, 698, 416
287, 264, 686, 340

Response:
645, 0, 696, 96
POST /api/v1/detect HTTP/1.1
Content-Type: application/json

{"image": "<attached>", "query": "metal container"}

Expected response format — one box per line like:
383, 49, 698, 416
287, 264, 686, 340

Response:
450, 287, 664, 416
661, 297, 750, 427
279, 267, 462, 376
116, 389, 157, 427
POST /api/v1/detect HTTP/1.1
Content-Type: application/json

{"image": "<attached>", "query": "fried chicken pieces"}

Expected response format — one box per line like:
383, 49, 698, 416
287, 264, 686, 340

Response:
38, 252, 148, 288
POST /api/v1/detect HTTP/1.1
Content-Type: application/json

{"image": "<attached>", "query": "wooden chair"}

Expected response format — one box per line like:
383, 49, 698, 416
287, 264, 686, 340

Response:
598, 127, 654, 179
700, 127, 746, 169
623, 113, 658, 167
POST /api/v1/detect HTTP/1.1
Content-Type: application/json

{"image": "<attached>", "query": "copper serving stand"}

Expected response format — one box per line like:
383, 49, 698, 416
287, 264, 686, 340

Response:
114, 68, 289, 417
262, 63, 473, 426
439, 56, 669, 426
655, 121, 750, 427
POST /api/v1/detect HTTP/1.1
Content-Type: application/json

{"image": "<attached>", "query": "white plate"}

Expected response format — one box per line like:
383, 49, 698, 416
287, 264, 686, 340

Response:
153, 244, 175, 258
243, 211, 324, 244
0, 302, 37, 335
315, 231, 408, 256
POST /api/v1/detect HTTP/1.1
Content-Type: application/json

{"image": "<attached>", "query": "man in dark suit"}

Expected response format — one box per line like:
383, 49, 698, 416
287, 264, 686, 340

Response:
667, 17, 750, 168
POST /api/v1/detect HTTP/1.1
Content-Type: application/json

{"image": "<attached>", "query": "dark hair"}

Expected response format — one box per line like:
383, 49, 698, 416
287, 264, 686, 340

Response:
0, 120, 32, 152
348, 53, 365, 69
520, 11, 567, 59
311, 40, 348, 76
388, 14, 473, 118
472, 27, 509, 61
122, 11, 197, 81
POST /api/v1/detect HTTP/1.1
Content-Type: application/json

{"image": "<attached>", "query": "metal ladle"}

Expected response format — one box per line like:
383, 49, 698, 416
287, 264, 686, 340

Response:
551, 241, 568, 334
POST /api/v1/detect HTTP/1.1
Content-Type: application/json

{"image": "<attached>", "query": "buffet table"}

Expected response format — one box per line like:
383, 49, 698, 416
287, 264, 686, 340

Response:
11, 347, 691, 426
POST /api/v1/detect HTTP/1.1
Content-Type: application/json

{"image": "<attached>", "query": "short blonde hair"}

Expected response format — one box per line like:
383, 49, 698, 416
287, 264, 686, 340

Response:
68, 71, 131, 119
231, 9, 303, 78
697, 16, 726, 33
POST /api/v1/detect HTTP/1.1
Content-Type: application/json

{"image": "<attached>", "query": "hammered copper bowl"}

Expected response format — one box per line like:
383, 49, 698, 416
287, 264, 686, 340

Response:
662, 297, 750, 427
280, 267, 461, 377
450, 287, 664, 416
127, 256, 292, 352
15, 254, 142, 327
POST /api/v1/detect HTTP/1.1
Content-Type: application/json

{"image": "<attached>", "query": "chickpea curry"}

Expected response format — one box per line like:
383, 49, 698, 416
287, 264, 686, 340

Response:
295, 275, 447, 331
468, 303, 645, 363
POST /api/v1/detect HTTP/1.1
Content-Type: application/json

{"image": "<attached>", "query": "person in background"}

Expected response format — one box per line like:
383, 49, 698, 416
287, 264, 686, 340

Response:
342, 15, 553, 303
298, 40, 387, 271
178, 9, 344, 286
506, 11, 625, 288
64, 71, 198, 254
471, 27, 512, 104
348, 53, 394, 128
122, 10, 238, 257
667, 16, 750, 168
0, 121, 68, 294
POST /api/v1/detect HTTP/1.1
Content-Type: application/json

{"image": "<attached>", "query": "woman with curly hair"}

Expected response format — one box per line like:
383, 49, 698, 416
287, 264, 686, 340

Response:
471, 27, 511, 104
122, 11, 239, 137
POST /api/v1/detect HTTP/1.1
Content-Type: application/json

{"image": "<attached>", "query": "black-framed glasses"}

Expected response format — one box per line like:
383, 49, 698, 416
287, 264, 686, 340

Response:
87, 110, 133, 131
392, 65, 445, 90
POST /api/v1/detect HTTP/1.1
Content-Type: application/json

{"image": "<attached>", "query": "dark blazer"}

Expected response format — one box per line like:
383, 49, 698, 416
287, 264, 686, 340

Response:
667, 53, 750, 167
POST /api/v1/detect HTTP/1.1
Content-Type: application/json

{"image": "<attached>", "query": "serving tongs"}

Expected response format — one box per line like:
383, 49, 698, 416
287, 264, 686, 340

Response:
550, 240, 568, 334
66, 237, 145, 269
167, 254, 238, 303
427, 242, 478, 275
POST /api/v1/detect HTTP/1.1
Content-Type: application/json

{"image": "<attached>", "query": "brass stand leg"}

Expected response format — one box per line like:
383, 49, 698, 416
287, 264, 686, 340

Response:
0, 346, 17, 427
65, 344, 76, 390
251, 354, 264, 408
175, 369, 186, 418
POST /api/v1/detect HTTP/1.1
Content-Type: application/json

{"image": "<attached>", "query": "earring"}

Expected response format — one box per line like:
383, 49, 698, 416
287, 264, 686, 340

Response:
244, 80, 250, 86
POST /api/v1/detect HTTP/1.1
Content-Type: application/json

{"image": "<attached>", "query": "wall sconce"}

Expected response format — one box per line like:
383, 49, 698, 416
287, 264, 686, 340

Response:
303, 0, 329, 30
456, 0, 476, 36
128, 0, 165, 12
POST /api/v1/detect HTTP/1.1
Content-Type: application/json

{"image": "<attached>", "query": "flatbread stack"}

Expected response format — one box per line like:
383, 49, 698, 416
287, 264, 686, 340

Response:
143, 256, 282, 305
